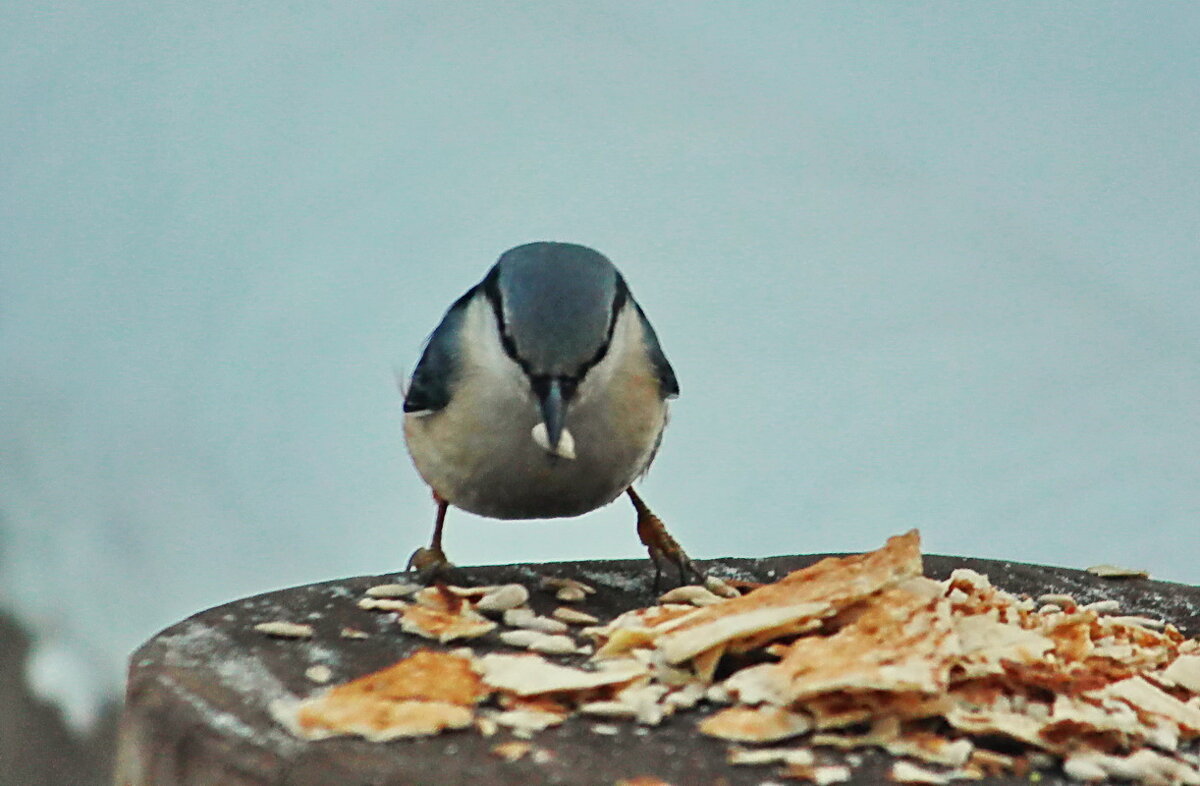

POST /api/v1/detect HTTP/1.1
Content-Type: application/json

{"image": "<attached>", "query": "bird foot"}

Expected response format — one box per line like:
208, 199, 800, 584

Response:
406, 545, 455, 584
629, 488, 704, 590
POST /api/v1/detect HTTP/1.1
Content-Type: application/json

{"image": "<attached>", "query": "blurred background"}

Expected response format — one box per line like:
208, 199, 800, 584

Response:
2, 2, 1198, 774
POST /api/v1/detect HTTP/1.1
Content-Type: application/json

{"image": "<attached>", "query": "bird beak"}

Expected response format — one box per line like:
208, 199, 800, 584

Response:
537, 378, 567, 451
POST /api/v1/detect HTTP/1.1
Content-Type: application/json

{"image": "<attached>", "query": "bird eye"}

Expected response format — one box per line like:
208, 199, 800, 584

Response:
557, 376, 579, 400
528, 375, 579, 401
529, 375, 551, 399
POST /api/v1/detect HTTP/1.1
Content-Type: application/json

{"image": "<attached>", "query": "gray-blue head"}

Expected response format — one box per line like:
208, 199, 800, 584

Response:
405, 242, 677, 454
486, 242, 621, 373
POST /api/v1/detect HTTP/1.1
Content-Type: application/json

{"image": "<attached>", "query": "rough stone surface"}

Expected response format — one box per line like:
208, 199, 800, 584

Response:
116, 555, 1200, 786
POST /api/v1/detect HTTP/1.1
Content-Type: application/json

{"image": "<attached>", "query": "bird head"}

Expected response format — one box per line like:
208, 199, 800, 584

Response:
482, 242, 626, 457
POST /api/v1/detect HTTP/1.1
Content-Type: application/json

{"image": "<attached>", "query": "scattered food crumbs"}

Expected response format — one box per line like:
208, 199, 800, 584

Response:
614, 778, 674, 786
1108, 614, 1167, 629
269, 531, 1200, 785
782, 762, 852, 784
888, 760, 955, 783
726, 746, 815, 766
500, 629, 578, 655
1162, 653, 1200, 692
698, 706, 812, 743
490, 706, 567, 736
474, 653, 647, 696
304, 665, 333, 684
399, 604, 496, 643
1080, 599, 1121, 614
253, 621, 314, 639
1087, 563, 1150, 579
339, 627, 369, 639
489, 740, 532, 762
272, 650, 483, 741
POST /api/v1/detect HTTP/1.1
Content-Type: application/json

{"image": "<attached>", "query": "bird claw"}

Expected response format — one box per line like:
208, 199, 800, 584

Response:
406, 545, 455, 584
645, 540, 705, 592
629, 488, 704, 591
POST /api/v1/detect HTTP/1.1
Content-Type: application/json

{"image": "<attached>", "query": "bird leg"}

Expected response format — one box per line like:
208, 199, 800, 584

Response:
407, 492, 454, 581
628, 486, 703, 589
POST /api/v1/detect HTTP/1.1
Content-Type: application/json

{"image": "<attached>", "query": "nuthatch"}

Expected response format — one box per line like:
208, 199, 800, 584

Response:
402, 242, 698, 584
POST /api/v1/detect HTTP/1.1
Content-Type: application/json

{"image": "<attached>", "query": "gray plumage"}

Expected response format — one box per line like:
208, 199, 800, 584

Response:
403, 241, 677, 520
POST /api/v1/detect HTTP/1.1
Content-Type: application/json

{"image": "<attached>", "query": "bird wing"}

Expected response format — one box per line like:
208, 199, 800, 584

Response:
632, 300, 679, 399
403, 288, 474, 414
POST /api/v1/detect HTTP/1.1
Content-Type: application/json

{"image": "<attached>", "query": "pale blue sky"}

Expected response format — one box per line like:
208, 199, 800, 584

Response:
2, 2, 1198, 722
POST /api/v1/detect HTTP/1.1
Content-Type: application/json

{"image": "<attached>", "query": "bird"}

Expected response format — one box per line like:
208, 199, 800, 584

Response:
401, 241, 699, 585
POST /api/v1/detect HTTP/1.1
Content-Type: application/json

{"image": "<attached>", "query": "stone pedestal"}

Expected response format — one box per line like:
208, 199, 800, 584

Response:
115, 554, 1200, 785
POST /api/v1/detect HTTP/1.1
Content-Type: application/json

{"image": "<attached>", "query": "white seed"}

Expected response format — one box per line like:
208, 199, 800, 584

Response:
810, 765, 852, 785
540, 576, 596, 595
705, 683, 733, 704
499, 629, 546, 648
340, 627, 369, 639
497, 629, 580, 655
727, 747, 816, 766
579, 700, 637, 718
305, 665, 333, 683
364, 582, 420, 598
1087, 564, 1149, 579
476, 584, 530, 613
556, 585, 588, 603
658, 585, 726, 606
529, 634, 581, 655
531, 422, 576, 459
503, 608, 569, 634
552, 607, 599, 625
705, 575, 741, 598
254, 621, 314, 639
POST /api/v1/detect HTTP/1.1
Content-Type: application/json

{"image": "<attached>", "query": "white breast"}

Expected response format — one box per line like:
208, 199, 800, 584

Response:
403, 296, 668, 519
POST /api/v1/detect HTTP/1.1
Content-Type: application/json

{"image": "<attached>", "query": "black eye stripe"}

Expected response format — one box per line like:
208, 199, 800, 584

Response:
479, 268, 628, 385
480, 268, 528, 374
576, 274, 626, 378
